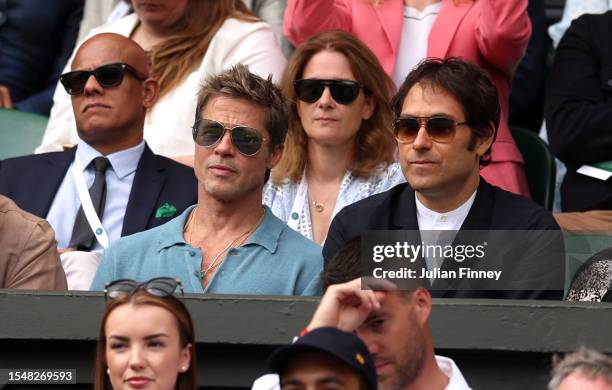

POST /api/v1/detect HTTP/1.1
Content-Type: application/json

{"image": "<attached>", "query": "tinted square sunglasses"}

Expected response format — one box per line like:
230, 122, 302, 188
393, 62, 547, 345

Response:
294, 79, 364, 105
60, 62, 148, 95
104, 277, 184, 300
192, 118, 267, 156
392, 116, 470, 144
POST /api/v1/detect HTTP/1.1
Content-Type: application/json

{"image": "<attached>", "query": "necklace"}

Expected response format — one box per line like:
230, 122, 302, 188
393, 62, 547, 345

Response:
186, 207, 265, 279
311, 200, 325, 213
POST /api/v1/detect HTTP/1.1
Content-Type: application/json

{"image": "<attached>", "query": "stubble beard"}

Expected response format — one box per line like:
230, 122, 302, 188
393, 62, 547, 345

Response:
380, 335, 426, 390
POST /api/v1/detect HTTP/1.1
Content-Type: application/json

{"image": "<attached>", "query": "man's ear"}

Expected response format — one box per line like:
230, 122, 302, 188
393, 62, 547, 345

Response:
266, 143, 284, 170
142, 78, 159, 109
474, 123, 495, 157
413, 287, 432, 327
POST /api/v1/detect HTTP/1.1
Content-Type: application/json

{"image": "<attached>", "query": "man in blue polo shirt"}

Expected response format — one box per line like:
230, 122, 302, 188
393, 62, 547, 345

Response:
91, 64, 323, 295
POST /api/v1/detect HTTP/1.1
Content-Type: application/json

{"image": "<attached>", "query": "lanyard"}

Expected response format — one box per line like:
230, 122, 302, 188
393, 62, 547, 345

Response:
71, 155, 110, 249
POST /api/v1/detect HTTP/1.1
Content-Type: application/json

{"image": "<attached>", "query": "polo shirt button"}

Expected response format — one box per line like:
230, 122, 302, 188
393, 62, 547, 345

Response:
291, 212, 299, 220
189, 251, 195, 256
194, 271, 200, 277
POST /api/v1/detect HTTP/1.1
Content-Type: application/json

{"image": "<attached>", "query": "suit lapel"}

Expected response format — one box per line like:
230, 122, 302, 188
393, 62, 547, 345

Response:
459, 179, 494, 230
374, 0, 404, 65
427, 0, 474, 58
391, 185, 432, 288
122, 144, 166, 236
392, 184, 420, 230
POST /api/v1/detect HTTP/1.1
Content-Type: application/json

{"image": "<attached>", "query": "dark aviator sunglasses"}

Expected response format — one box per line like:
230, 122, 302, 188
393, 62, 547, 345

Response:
392, 116, 470, 144
60, 62, 148, 95
294, 79, 365, 105
192, 118, 267, 156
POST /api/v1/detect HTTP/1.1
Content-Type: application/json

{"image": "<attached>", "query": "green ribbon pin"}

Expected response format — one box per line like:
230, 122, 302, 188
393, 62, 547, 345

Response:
155, 203, 178, 218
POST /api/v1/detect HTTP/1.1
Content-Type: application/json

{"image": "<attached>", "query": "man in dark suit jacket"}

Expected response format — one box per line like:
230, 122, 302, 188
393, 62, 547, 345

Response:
0, 144, 196, 240
324, 58, 564, 300
0, 33, 196, 256
546, 11, 612, 212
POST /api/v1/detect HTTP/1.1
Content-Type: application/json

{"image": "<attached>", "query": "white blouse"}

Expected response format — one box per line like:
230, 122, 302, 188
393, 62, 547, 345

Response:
263, 163, 406, 242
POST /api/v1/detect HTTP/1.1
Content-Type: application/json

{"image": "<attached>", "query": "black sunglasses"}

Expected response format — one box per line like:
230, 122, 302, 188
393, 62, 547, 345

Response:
60, 62, 148, 95
392, 116, 470, 144
294, 79, 364, 105
104, 277, 184, 300
192, 118, 267, 156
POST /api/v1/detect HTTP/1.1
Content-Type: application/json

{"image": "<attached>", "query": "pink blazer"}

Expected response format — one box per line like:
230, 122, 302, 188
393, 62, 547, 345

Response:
285, 0, 531, 196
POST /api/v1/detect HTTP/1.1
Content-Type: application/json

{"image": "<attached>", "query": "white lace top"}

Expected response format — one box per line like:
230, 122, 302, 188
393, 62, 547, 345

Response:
263, 163, 405, 243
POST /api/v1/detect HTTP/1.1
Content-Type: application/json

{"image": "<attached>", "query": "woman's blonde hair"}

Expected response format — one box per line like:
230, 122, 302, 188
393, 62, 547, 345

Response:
145, 0, 257, 100
272, 30, 396, 184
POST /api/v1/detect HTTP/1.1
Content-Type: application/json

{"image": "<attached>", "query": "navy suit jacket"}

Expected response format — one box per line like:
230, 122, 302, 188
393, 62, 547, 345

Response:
0, 144, 197, 237
323, 179, 565, 300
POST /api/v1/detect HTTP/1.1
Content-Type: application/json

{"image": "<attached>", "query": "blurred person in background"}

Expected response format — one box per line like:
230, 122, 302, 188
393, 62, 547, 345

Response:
264, 30, 404, 245
94, 278, 195, 390
78, 0, 291, 55
0, 0, 84, 115
284, 0, 532, 197
37, 0, 286, 166
548, 0, 612, 49
548, 347, 612, 390
546, 11, 612, 213
0, 194, 66, 290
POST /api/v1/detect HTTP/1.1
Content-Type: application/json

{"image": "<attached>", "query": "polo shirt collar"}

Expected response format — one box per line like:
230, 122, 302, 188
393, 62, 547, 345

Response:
155, 205, 281, 253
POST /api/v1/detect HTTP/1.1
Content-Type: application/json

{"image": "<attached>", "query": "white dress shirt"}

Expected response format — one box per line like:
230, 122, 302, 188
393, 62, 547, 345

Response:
415, 190, 476, 276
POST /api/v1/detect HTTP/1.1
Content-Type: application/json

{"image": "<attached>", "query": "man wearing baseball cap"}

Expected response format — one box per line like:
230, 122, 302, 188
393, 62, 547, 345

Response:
267, 327, 377, 390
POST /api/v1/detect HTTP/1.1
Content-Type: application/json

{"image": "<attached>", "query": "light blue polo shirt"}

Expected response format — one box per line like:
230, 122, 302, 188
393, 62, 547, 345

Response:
90, 205, 323, 295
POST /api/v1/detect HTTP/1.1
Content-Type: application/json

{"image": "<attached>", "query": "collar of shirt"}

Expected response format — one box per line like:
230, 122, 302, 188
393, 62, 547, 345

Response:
435, 355, 472, 390
415, 190, 476, 229
155, 205, 282, 254
75, 139, 145, 179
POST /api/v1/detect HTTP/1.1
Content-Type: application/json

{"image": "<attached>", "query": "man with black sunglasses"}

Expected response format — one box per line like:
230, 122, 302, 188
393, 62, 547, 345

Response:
91, 64, 323, 295
0, 33, 197, 289
322, 58, 564, 300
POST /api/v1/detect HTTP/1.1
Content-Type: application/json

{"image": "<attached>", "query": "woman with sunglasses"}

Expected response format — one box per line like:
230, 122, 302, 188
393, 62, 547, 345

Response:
264, 31, 404, 245
283, 0, 531, 197
38, 0, 285, 166
95, 277, 196, 390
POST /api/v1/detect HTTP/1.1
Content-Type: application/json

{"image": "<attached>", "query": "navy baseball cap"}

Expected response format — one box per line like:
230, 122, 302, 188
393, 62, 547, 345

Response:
268, 327, 377, 390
